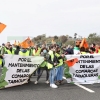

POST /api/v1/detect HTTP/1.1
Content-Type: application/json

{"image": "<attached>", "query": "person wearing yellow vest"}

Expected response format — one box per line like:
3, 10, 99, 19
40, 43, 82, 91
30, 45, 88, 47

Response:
47, 45, 59, 88
32, 45, 41, 76
34, 45, 49, 84
19, 48, 30, 56
5, 45, 13, 54
80, 47, 87, 54
32, 45, 41, 56
55, 47, 64, 85
19, 47, 30, 82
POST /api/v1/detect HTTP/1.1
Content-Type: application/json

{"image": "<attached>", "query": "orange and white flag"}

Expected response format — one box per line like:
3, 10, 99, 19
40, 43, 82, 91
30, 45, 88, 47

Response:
65, 58, 78, 67
20, 37, 34, 48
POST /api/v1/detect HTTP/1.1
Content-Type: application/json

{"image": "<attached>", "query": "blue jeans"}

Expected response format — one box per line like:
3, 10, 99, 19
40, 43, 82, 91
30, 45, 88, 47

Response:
49, 67, 58, 84
56, 65, 64, 81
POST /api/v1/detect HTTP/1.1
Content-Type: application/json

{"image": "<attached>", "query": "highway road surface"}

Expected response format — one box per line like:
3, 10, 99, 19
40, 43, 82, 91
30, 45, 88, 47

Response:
0, 75, 100, 100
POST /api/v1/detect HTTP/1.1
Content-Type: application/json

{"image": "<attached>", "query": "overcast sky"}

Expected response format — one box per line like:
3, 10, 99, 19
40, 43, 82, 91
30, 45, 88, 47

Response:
0, 0, 100, 44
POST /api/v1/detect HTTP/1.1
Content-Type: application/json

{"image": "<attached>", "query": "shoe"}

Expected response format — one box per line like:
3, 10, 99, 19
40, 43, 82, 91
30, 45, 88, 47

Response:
45, 81, 49, 84
34, 81, 38, 84
59, 80, 64, 84
55, 81, 60, 85
50, 84, 58, 88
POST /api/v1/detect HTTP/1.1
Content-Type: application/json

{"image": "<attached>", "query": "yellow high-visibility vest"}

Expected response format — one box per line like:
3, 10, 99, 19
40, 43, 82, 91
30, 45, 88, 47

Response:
33, 48, 41, 56
19, 50, 30, 56
47, 50, 54, 69
6, 49, 12, 54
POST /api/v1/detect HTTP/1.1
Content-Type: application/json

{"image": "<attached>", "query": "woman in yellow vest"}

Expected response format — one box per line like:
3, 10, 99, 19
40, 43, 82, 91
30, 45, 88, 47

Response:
55, 47, 64, 85
47, 45, 59, 88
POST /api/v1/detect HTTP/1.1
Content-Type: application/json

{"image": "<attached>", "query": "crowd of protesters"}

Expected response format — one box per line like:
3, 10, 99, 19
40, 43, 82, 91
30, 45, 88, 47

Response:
0, 42, 99, 88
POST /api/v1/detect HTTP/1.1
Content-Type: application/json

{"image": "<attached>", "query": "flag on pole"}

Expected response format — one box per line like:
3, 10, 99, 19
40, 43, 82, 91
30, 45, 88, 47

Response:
20, 37, 34, 48
0, 22, 6, 33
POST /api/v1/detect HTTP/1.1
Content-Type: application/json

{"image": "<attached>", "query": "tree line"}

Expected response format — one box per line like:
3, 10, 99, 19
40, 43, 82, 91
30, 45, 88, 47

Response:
32, 33, 100, 46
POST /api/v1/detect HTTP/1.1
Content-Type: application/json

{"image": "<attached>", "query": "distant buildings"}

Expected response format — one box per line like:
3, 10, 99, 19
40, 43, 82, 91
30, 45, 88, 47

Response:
7, 36, 33, 44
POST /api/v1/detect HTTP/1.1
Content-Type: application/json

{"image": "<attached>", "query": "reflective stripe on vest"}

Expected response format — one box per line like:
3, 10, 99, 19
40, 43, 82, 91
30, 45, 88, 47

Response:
6, 49, 12, 54
19, 51, 29, 56
48, 50, 54, 61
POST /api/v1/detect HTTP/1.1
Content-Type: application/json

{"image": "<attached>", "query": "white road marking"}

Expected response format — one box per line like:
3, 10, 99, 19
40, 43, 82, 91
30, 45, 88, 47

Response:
74, 83, 95, 93
63, 77, 95, 93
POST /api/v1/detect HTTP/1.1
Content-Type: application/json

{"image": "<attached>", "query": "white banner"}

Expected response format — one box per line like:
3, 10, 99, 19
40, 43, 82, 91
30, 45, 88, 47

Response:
0, 55, 44, 89
65, 54, 100, 84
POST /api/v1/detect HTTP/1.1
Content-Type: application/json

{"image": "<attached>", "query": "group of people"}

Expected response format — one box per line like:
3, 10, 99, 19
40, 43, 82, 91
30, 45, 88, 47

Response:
0, 42, 66, 88
0, 41, 100, 88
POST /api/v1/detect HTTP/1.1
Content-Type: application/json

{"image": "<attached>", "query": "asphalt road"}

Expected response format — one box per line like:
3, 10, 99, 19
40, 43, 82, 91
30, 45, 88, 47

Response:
1, 75, 100, 100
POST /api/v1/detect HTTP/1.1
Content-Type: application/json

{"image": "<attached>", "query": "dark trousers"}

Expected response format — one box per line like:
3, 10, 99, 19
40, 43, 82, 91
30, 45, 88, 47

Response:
36, 67, 49, 81
33, 67, 41, 76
